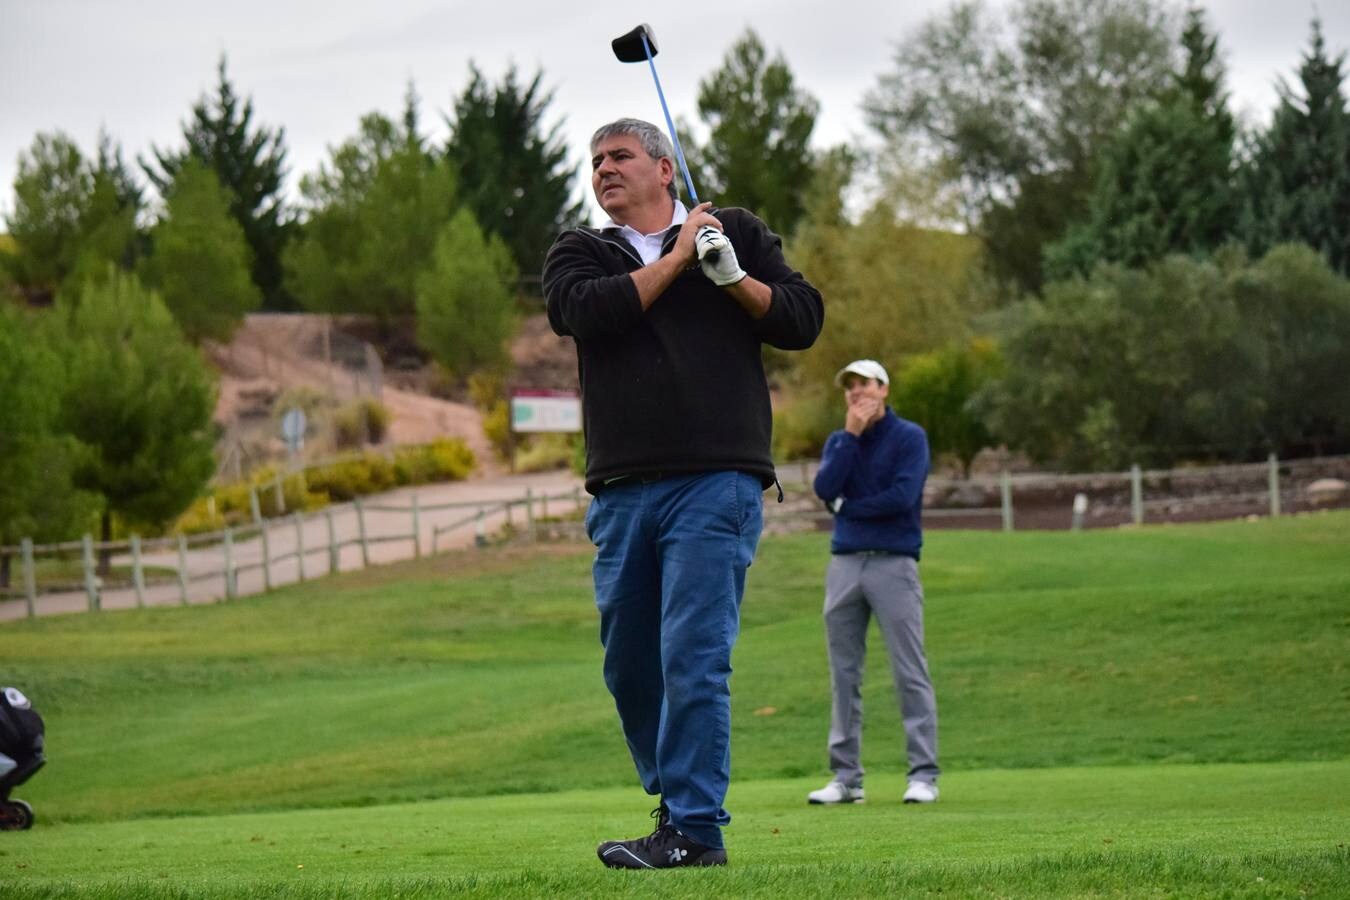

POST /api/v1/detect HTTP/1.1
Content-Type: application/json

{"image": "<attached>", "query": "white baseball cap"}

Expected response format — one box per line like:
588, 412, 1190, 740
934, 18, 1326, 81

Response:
834, 359, 889, 387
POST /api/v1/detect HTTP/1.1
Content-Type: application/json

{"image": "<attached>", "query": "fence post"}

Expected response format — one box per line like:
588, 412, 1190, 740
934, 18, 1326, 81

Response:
525, 487, 536, 542
259, 519, 273, 592
274, 471, 286, 515
1268, 452, 1281, 517
325, 509, 339, 575
250, 487, 262, 524
1000, 472, 1014, 533
411, 493, 422, 559
223, 527, 236, 600
294, 513, 307, 582
1130, 464, 1144, 526
355, 497, 370, 567
475, 507, 487, 548
82, 534, 99, 612
573, 485, 582, 513
176, 534, 189, 605
1071, 493, 1088, 532
131, 534, 146, 608
20, 538, 36, 618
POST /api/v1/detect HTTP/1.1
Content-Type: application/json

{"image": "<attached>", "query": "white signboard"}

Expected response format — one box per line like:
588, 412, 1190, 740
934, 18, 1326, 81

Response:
511, 391, 581, 433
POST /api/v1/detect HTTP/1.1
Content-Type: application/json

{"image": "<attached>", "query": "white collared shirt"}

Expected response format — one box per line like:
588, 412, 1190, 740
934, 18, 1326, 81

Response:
602, 201, 688, 266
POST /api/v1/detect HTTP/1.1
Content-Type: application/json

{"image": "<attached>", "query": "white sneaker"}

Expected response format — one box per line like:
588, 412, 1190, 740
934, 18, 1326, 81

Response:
807, 781, 865, 804
903, 781, 939, 803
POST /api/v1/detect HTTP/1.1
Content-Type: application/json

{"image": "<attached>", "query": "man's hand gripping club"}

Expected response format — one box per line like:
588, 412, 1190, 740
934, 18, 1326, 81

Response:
695, 225, 746, 286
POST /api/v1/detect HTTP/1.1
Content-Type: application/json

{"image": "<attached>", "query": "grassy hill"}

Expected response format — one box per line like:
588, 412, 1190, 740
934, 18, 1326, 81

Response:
1, 513, 1346, 896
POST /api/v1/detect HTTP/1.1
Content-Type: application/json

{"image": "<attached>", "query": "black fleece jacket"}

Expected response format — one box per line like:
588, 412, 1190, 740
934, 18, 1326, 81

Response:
543, 207, 824, 494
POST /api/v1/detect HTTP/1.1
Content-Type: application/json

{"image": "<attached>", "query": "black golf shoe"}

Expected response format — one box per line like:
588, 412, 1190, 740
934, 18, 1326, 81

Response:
597, 822, 727, 869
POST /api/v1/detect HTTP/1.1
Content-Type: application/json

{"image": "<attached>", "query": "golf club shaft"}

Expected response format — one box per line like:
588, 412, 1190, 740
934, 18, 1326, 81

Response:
641, 31, 700, 206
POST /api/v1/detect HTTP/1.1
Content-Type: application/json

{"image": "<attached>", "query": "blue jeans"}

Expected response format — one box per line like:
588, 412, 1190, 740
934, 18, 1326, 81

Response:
585, 471, 764, 849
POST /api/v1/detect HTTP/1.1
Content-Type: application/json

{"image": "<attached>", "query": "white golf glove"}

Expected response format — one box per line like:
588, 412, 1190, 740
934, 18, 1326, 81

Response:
695, 225, 746, 286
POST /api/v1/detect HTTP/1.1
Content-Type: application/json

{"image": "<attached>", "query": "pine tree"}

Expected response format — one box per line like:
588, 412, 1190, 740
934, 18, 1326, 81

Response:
143, 56, 293, 309
2, 132, 91, 302
139, 159, 261, 342
1043, 7, 1238, 279
692, 29, 820, 237
286, 89, 458, 326
445, 64, 583, 290
58, 269, 217, 569
1239, 19, 1350, 274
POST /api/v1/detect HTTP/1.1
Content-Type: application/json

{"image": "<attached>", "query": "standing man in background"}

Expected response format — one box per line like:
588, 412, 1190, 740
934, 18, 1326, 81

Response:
543, 118, 823, 868
808, 359, 940, 806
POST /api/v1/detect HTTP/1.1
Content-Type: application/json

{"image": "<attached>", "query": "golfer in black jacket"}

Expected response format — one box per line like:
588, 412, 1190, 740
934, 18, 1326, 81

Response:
543, 118, 823, 868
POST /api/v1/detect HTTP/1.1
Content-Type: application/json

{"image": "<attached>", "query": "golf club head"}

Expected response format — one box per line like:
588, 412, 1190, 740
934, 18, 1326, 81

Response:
612, 24, 658, 62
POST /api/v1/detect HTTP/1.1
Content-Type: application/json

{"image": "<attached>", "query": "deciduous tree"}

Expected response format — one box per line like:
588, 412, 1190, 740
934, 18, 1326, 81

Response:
865, 0, 1177, 293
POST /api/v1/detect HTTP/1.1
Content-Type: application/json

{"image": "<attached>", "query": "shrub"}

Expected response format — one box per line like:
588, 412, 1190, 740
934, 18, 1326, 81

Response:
332, 398, 391, 449
393, 439, 476, 485
514, 433, 579, 473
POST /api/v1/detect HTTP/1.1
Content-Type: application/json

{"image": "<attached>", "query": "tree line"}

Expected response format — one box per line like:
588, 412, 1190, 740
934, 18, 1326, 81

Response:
778, 2, 1350, 470
3, 2, 1350, 559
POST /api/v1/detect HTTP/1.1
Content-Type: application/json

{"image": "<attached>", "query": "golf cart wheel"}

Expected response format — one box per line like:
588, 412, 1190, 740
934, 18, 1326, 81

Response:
0, 799, 34, 830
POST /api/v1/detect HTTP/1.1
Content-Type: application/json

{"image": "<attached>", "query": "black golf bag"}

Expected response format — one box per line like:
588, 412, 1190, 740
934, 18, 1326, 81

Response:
0, 686, 45, 830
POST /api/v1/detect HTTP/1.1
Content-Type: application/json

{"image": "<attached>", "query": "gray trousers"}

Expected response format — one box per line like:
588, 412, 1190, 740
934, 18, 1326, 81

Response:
824, 553, 939, 787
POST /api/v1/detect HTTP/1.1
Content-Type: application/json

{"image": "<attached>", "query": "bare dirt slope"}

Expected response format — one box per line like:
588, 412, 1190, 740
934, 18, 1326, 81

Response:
213, 313, 499, 474
206, 314, 574, 479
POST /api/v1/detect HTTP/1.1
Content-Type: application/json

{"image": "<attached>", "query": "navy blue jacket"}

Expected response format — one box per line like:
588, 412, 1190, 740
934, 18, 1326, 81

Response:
813, 408, 929, 558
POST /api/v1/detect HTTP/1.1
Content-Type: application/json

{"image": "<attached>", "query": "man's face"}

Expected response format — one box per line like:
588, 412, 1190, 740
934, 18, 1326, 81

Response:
842, 374, 888, 407
591, 134, 673, 224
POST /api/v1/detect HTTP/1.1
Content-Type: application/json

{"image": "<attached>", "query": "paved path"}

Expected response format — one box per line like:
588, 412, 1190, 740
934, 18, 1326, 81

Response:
0, 469, 585, 621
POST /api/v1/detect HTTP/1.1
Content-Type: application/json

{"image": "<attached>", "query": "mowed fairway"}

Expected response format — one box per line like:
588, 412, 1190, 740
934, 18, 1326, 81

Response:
1, 512, 1347, 897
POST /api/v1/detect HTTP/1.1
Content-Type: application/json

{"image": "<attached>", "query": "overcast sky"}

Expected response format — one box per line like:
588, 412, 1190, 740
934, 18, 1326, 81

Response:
2, 1, 1346, 223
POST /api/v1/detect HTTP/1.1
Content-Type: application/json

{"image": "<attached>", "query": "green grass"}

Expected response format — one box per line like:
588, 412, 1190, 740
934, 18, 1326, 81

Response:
1, 513, 1347, 897
2, 765, 1346, 897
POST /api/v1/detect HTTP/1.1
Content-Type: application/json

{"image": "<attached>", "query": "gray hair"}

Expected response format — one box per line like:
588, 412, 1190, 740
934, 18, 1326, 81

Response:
590, 118, 679, 200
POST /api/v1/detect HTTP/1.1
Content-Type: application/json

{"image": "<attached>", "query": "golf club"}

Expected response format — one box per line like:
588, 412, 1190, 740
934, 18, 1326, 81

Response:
611, 23, 701, 206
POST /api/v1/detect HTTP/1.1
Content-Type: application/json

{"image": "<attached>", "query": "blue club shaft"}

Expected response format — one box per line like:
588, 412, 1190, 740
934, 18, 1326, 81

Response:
641, 31, 699, 205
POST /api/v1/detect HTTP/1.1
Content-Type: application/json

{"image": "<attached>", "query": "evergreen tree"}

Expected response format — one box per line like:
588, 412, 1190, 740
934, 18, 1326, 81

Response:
286, 92, 458, 326
415, 208, 519, 378
1239, 19, 1350, 274
0, 304, 97, 585
143, 56, 293, 309
57, 269, 217, 569
2, 132, 91, 302
65, 131, 144, 292
692, 29, 819, 236
139, 158, 261, 342
1044, 6, 1238, 278
445, 64, 583, 289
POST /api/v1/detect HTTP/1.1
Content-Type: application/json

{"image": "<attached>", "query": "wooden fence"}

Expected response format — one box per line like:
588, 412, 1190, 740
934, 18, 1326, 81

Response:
4, 453, 1348, 620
